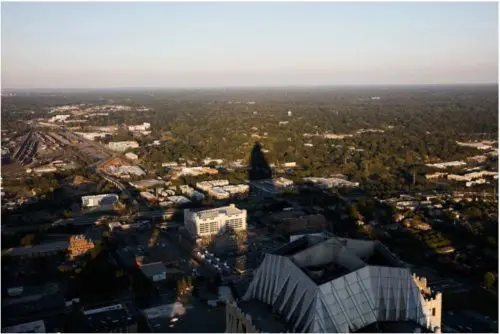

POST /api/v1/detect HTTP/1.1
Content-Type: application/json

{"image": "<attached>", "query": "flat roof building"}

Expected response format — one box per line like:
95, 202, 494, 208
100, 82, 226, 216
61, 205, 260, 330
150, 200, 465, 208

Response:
108, 141, 139, 152
82, 303, 138, 333
184, 204, 247, 238
81, 193, 119, 208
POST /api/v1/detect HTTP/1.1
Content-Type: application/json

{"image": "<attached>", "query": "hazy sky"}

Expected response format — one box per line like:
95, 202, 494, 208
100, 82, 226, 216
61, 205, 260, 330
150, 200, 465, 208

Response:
1, 2, 498, 89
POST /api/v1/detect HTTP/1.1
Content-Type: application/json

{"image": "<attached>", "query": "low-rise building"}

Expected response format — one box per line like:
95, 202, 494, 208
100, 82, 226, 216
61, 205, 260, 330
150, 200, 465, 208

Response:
125, 152, 138, 161
108, 141, 139, 152
209, 187, 230, 199
179, 185, 205, 200
425, 161, 466, 169
203, 158, 224, 165
129, 179, 165, 190
142, 303, 186, 332
33, 166, 58, 174
140, 191, 157, 202
196, 180, 230, 192
167, 196, 191, 205
161, 162, 178, 167
82, 303, 138, 333
81, 193, 119, 208
2, 241, 69, 258
425, 172, 448, 180
2, 320, 47, 333
128, 122, 151, 132
139, 262, 168, 282
184, 204, 247, 237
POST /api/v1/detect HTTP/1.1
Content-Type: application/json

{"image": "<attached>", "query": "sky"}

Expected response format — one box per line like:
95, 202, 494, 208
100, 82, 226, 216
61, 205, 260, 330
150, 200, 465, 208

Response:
1, 2, 498, 89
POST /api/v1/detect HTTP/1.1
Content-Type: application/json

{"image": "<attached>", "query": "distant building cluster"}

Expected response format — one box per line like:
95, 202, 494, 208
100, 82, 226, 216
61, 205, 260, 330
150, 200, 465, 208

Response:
48, 114, 71, 123
107, 165, 145, 178
127, 122, 151, 132
184, 204, 247, 238
203, 157, 224, 165
74, 132, 111, 141
425, 161, 467, 169
303, 176, 359, 189
171, 166, 219, 179
108, 141, 139, 152
456, 140, 496, 150
196, 180, 249, 199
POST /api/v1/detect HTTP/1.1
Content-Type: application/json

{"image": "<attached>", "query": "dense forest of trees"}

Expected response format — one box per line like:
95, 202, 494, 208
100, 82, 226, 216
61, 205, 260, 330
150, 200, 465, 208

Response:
2, 86, 498, 198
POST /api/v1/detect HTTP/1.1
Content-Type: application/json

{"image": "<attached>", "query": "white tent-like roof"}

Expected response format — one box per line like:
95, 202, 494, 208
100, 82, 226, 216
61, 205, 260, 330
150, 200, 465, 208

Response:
243, 236, 432, 333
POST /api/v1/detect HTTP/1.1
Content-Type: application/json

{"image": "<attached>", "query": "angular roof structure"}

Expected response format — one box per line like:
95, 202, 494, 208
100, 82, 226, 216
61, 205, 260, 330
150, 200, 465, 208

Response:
243, 235, 433, 333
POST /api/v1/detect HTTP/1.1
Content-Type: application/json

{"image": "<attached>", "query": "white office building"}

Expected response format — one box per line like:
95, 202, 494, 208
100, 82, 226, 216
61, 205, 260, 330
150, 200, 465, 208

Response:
184, 204, 247, 237
81, 194, 119, 208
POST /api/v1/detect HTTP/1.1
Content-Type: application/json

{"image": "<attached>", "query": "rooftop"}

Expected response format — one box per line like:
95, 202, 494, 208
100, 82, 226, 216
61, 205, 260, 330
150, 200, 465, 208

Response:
83, 303, 137, 332
273, 236, 404, 284
2, 320, 46, 333
243, 236, 431, 332
2, 241, 69, 257
238, 299, 292, 333
191, 204, 244, 220
142, 303, 186, 332
139, 262, 167, 279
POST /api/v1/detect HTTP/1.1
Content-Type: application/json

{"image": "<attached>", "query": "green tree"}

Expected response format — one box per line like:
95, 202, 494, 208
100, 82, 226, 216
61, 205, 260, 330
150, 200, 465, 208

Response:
484, 272, 496, 289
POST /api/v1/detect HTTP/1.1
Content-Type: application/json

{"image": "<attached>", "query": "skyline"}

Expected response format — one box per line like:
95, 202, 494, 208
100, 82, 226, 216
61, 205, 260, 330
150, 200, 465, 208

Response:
1, 2, 498, 89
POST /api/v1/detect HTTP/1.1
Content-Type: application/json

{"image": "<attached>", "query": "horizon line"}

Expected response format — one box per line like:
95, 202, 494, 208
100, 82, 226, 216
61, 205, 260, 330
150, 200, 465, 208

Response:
2, 83, 498, 93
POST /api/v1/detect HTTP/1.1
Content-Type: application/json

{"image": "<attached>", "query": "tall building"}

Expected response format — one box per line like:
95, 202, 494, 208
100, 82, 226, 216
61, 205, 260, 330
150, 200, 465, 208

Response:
184, 204, 247, 238
227, 235, 441, 333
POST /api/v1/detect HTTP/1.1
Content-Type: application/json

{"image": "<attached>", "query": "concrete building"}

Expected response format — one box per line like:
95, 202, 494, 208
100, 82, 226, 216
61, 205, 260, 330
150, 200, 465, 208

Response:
179, 185, 205, 200
303, 177, 359, 189
74, 132, 111, 141
203, 158, 224, 165
142, 303, 186, 332
425, 172, 448, 180
425, 161, 466, 169
139, 262, 168, 282
282, 162, 297, 168
274, 177, 294, 189
108, 141, 139, 152
48, 114, 70, 123
81, 193, 119, 208
209, 187, 230, 199
184, 204, 247, 238
167, 196, 191, 205
128, 122, 151, 132
82, 303, 138, 332
162, 162, 178, 167
196, 180, 230, 192
129, 179, 164, 190
228, 235, 441, 333
413, 274, 442, 332
125, 152, 138, 161
2, 241, 70, 258
2, 320, 47, 333
33, 166, 58, 174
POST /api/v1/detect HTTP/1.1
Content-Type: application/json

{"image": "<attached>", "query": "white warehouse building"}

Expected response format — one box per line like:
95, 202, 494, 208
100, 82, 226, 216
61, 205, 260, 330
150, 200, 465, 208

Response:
184, 204, 247, 238
81, 194, 119, 208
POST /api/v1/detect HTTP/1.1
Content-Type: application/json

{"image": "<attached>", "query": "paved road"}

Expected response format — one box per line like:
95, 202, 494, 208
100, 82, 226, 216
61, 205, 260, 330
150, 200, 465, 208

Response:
442, 310, 497, 333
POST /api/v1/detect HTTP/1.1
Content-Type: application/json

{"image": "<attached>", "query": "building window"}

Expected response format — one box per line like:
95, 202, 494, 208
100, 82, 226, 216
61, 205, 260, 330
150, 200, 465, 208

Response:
432, 308, 436, 316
